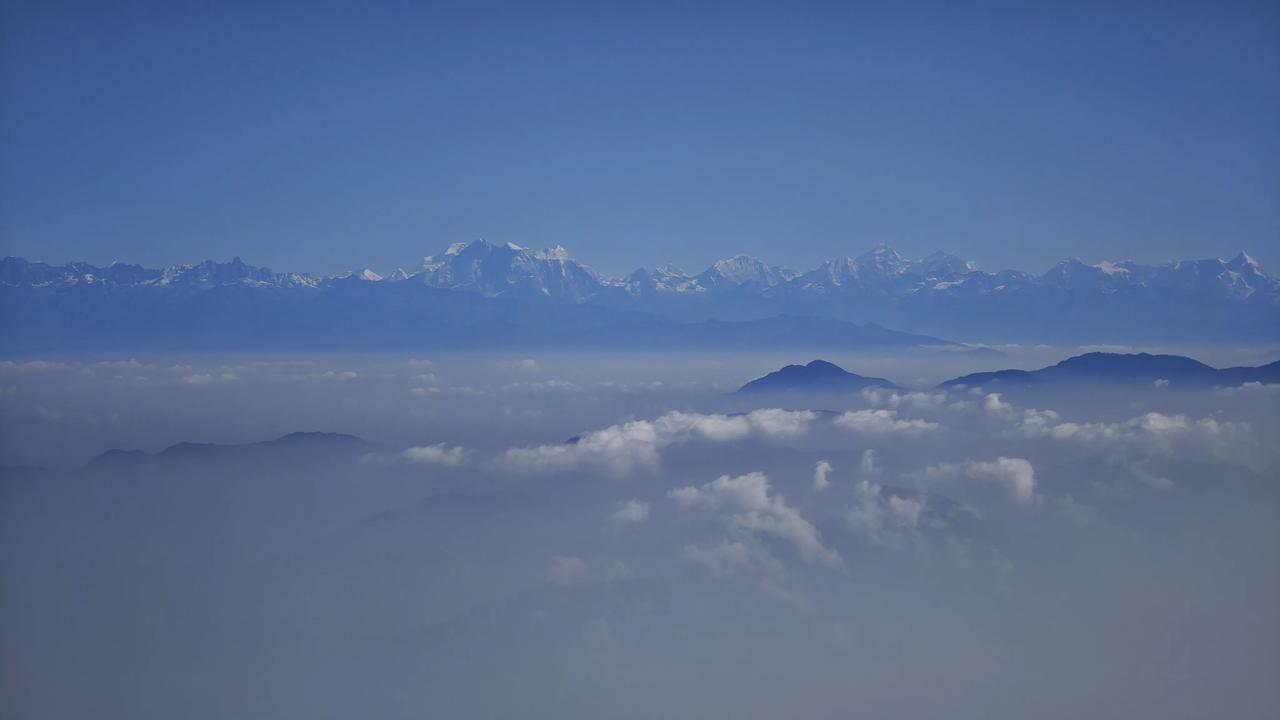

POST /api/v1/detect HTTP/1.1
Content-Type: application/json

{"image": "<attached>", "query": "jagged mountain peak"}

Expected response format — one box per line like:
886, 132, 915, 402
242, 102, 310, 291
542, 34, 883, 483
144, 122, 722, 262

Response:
416, 239, 601, 300
856, 242, 903, 260
1226, 251, 1264, 273
699, 254, 791, 287
533, 244, 571, 261
653, 263, 690, 277
3, 246, 1276, 344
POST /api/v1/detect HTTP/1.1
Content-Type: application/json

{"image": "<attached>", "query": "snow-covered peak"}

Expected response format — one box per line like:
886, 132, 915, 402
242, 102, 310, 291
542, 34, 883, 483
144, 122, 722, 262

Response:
700, 255, 787, 287
920, 251, 978, 276
356, 268, 382, 281
1093, 260, 1130, 276
1226, 251, 1263, 273
533, 245, 571, 261
854, 244, 909, 274
653, 264, 690, 279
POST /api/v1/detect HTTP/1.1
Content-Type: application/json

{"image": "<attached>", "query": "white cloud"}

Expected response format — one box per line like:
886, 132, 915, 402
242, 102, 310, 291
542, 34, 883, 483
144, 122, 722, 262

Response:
1215, 382, 1280, 396
682, 541, 754, 577
502, 417, 662, 476
926, 457, 1037, 504
499, 409, 818, 477
983, 392, 1013, 415
834, 409, 938, 436
862, 388, 948, 410
610, 499, 651, 527
400, 444, 468, 466
362, 443, 469, 467
846, 480, 926, 549
812, 460, 833, 492
1016, 408, 1248, 451
860, 449, 880, 475
669, 472, 844, 571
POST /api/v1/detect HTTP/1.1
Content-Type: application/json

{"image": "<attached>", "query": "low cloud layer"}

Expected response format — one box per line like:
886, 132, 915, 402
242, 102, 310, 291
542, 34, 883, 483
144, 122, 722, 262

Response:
2, 351, 1277, 719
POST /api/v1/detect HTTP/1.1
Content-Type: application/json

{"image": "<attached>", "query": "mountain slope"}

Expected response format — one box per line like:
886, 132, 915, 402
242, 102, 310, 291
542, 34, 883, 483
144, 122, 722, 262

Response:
87, 432, 369, 469
938, 353, 1280, 389
738, 359, 899, 393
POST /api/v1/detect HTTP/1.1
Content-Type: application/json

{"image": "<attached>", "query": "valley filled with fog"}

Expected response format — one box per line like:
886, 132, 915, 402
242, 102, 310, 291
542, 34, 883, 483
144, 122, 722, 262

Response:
2, 347, 1278, 719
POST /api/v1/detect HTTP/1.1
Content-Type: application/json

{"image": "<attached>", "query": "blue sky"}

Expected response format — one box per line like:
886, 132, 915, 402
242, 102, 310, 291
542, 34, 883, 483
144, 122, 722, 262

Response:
1, 0, 1277, 276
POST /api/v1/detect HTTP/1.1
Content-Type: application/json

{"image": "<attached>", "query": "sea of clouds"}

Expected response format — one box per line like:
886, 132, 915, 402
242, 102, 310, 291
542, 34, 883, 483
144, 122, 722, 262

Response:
1, 349, 1277, 718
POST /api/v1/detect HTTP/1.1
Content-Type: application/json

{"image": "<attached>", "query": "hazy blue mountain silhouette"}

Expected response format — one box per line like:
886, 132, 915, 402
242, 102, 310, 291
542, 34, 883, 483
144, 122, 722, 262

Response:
938, 352, 1280, 389
738, 360, 900, 393
87, 432, 369, 469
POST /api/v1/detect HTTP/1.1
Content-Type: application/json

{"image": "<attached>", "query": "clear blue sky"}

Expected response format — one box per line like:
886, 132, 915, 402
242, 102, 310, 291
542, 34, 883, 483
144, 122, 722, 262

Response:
2, 0, 1277, 277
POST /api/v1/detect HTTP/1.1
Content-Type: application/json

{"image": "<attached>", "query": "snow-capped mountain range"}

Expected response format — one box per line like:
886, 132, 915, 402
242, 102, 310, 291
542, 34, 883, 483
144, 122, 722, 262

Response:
2, 240, 1276, 349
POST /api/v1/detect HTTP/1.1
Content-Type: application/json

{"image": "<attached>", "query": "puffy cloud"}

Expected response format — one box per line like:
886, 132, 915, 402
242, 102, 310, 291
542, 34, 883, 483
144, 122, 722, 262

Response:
926, 457, 1037, 504
682, 541, 754, 578
983, 392, 1013, 415
1215, 382, 1280, 396
993, 392, 1267, 481
400, 443, 468, 466
670, 472, 844, 571
736, 408, 818, 438
500, 409, 818, 477
846, 480, 926, 549
610, 499, 651, 527
860, 449, 880, 475
834, 409, 938, 436
363, 443, 469, 467
1016, 409, 1248, 452
502, 417, 662, 476
812, 460, 833, 492
861, 388, 948, 410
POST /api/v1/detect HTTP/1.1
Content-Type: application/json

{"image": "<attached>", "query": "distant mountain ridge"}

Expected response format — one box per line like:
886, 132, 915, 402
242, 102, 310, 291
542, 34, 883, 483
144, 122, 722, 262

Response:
738, 360, 899, 393
3, 240, 1277, 347
87, 432, 368, 469
938, 352, 1280, 389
